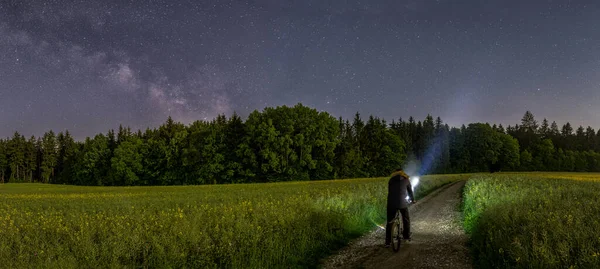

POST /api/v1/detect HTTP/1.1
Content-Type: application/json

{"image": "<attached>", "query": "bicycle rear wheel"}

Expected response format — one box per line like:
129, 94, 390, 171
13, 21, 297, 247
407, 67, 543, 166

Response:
391, 221, 401, 252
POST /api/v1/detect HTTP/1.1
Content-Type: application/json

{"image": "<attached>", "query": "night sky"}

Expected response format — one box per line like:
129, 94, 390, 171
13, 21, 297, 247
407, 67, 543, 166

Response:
2, 0, 599, 140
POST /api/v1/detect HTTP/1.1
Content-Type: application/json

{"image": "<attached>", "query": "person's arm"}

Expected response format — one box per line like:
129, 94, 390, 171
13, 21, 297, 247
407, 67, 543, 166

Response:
407, 179, 416, 203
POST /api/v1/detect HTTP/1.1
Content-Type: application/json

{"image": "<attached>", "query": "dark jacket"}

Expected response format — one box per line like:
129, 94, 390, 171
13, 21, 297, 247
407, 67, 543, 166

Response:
387, 171, 414, 209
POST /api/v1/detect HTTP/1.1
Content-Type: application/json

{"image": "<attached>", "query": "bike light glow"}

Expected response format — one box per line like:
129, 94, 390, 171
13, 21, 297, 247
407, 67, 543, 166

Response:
406, 176, 420, 201
411, 176, 420, 190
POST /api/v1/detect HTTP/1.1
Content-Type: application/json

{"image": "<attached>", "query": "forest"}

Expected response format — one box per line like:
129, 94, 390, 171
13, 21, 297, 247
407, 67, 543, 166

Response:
1, 103, 598, 186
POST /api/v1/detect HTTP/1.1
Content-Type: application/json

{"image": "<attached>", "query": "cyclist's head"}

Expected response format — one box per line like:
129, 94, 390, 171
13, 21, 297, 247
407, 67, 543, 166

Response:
392, 169, 409, 179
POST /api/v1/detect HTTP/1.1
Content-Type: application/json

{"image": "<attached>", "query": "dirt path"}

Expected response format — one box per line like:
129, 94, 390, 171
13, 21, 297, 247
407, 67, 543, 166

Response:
320, 181, 472, 269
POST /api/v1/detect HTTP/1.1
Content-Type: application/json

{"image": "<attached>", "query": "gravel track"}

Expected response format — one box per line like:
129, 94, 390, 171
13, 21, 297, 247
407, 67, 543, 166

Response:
320, 181, 472, 269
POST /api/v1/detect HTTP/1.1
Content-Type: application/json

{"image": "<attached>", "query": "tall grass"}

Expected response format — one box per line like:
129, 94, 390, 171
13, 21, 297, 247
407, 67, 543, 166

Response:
463, 173, 600, 269
0, 174, 465, 268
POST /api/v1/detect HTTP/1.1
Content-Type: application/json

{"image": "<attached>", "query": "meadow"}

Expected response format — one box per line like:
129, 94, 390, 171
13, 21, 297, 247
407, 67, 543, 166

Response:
462, 172, 600, 269
0, 174, 466, 268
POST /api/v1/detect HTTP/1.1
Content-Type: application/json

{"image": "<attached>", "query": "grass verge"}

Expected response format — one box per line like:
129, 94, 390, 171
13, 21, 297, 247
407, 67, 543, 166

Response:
462, 173, 600, 268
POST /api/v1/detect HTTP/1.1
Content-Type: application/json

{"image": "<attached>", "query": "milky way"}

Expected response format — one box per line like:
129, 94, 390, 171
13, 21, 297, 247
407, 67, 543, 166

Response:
1, 0, 600, 139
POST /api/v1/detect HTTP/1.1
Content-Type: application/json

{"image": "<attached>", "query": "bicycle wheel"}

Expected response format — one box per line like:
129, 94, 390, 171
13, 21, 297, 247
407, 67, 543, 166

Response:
391, 220, 401, 252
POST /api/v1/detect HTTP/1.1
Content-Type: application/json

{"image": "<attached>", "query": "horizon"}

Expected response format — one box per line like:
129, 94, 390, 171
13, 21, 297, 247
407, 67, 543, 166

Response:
1, 105, 593, 142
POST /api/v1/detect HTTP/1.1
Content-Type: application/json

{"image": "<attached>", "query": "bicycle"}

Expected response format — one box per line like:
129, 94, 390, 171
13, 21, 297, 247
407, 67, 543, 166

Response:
389, 209, 406, 252
389, 201, 415, 252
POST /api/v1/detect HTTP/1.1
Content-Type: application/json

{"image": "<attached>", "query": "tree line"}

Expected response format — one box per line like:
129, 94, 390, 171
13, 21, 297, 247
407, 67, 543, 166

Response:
0, 104, 598, 185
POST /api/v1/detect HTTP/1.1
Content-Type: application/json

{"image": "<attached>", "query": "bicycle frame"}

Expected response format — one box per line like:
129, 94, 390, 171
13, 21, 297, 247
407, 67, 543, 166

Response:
390, 209, 403, 252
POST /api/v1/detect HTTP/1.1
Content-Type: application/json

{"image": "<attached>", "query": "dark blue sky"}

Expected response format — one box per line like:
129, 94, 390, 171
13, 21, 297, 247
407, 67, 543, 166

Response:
1, 0, 599, 139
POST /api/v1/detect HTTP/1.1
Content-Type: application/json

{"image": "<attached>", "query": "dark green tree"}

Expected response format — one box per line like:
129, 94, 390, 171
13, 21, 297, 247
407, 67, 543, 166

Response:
586, 126, 596, 151
532, 139, 555, 171
520, 150, 533, 171
111, 137, 144, 185
8, 132, 25, 181
463, 123, 503, 172
575, 126, 586, 151
41, 131, 58, 183
24, 136, 37, 182
0, 139, 7, 183
72, 134, 111, 185
495, 133, 520, 171
56, 131, 77, 184
539, 118, 549, 139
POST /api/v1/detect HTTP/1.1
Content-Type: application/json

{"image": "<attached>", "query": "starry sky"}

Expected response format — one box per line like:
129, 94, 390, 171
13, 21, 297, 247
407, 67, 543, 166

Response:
1, 0, 599, 140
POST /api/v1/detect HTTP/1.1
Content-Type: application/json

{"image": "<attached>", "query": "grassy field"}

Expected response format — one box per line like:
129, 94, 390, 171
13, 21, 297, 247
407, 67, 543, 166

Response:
463, 172, 600, 269
0, 174, 466, 268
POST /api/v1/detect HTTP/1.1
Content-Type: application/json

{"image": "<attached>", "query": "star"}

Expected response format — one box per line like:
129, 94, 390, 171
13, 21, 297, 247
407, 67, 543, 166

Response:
0, 0, 598, 139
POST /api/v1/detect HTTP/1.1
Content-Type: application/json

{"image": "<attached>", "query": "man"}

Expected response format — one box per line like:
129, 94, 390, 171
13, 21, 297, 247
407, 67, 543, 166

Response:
385, 169, 416, 247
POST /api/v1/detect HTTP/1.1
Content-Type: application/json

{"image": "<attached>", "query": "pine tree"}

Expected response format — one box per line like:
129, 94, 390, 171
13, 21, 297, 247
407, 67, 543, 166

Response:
117, 124, 131, 144
56, 130, 76, 184
585, 126, 595, 151
0, 139, 7, 183
517, 111, 539, 151
562, 122, 573, 136
498, 124, 505, 134
224, 112, 247, 183
35, 137, 43, 182
521, 111, 538, 132
107, 129, 117, 152
596, 130, 600, 152
41, 131, 58, 183
576, 126, 586, 151
9, 132, 25, 181
561, 122, 573, 150
539, 118, 549, 138
433, 117, 450, 173
550, 121, 560, 136
56, 132, 66, 176
25, 136, 37, 182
